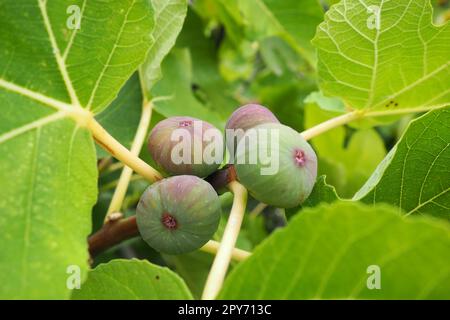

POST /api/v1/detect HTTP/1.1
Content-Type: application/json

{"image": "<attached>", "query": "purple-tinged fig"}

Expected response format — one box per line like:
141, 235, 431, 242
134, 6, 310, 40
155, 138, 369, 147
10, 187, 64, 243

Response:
136, 175, 221, 254
148, 116, 224, 177
226, 103, 279, 132
234, 123, 317, 208
225, 104, 279, 155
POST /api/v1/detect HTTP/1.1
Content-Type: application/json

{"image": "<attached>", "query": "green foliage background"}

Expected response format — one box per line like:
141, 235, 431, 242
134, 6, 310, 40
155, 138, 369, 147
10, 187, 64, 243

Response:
0, 0, 449, 299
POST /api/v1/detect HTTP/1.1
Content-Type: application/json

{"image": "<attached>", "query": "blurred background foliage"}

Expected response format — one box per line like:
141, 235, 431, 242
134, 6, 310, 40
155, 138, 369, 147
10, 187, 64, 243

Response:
92, 0, 450, 297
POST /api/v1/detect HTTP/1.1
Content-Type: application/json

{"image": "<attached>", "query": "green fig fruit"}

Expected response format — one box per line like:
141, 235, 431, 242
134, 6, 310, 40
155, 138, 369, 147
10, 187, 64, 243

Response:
225, 104, 279, 156
136, 175, 221, 254
235, 123, 317, 208
148, 116, 224, 177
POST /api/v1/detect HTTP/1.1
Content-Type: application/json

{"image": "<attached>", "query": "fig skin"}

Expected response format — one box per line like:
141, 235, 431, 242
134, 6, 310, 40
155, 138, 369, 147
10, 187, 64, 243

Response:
225, 104, 279, 154
234, 123, 317, 208
148, 116, 224, 177
226, 104, 279, 132
136, 175, 221, 254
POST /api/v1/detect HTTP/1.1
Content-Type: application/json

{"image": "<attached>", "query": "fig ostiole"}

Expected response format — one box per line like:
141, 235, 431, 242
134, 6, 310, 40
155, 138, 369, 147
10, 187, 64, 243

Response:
225, 104, 279, 156
136, 175, 221, 254
234, 123, 317, 208
148, 116, 224, 178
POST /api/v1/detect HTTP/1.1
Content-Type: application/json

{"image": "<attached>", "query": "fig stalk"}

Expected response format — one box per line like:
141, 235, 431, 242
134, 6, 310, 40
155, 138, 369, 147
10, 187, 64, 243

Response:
200, 241, 251, 262
202, 181, 248, 300
105, 100, 154, 223
89, 117, 163, 182
88, 215, 251, 261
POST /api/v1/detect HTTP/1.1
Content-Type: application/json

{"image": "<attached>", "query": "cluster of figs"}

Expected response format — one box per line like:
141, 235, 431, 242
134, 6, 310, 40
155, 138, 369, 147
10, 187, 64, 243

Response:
137, 104, 317, 254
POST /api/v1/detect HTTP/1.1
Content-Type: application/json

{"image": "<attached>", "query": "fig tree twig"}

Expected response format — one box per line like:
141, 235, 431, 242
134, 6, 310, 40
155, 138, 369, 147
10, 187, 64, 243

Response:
248, 202, 267, 217
97, 157, 112, 173
88, 215, 251, 261
300, 105, 443, 141
88, 116, 163, 182
300, 110, 361, 140
200, 241, 250, 262
89, 216, 139, 257
103, 161, 124, 174
201, 181, 248, 300
100, 174, 141, 192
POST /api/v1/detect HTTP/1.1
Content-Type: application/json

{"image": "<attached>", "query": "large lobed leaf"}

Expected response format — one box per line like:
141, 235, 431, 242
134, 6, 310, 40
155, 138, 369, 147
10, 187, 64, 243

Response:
0, 120, 97, 299
0, 0, 156, 299
220, 201, 450, 299
312, 0, 450, 112
96, 0, 188, 156
53, 0, 154, 113
95, 74, 143, 158
72, 259, 193, 299
236, 0, 324, 66
355, 107, 450, 220
140, 0, 188, 95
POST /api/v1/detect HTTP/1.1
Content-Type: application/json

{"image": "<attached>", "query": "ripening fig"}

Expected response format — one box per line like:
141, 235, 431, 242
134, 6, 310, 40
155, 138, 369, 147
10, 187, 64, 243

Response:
234, 123, 317, 208
225, 104, 279, 154
136, 175, 221, 254
226, 104, 279, 132
148, 116, 224, 177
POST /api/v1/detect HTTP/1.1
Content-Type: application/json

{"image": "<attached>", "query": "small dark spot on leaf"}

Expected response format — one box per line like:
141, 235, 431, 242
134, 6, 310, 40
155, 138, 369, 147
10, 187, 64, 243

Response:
155, 275, 160, 280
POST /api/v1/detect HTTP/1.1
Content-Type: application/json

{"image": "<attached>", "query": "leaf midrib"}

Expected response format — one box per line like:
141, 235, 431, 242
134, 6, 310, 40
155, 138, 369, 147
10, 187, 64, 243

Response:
86, 0, 137, 110
62, 0, 87, 61
20, 127, 41, 295
0, 112, 67, 144
0, 0, 145, 123
0, 0, 92, 133
38, 0, 81, 107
